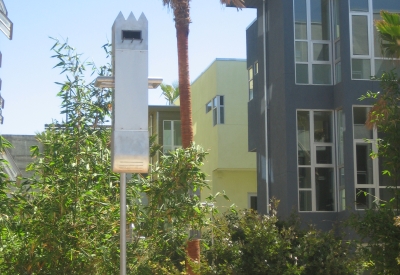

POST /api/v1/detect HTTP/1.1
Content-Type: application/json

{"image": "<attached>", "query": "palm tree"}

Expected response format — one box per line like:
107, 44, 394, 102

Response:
160, 82, 180, 105
160, 1, 245, 273
375, 11, 400, 58
161, 0, 244, 149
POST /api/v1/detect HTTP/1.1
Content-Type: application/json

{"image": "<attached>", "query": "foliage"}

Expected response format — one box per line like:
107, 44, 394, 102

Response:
348, 202, 400, 274
200, 209, 361, 275
352, 22, 400, 271
128, 145, 216, 274
361, 71, 400, 182
375, 11, 400, 59
0, 38, 123, 274
160, 82, 180, 105
0, 39, 216, 274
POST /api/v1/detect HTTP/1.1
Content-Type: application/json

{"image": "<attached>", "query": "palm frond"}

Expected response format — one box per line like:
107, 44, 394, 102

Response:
375, 11, 400, 58
220, 0, 245, 9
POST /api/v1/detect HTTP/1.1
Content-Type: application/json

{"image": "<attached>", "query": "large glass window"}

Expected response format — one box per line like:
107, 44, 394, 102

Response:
297, 110, 336, 211
349, 0, 400, 79
163, 120, 182, 153
353, 106, 393, 209
294, 0, 333, 85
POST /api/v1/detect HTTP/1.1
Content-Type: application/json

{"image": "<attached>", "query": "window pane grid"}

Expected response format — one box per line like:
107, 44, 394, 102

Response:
297, 110, 336, 212
352, 106, 391, 210
294, 0, 333, 85
163, 120, 182, 154
211, 95, 224, 126
349, 0, 400, 79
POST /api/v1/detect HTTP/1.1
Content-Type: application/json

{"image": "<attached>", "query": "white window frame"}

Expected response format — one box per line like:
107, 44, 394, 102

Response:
352, 105, 392, 210
349, 0, 400, 80
297, 109, 337, 212
163, 120, 182, 153
335, 109, 346, 211
212, 95, 224, 126
248, 66, 254, 101
206, 100, 212, 113
333, 0, 341, 84
293, 0, 334, 85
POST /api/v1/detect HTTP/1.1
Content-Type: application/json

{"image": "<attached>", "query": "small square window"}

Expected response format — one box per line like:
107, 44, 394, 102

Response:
248, 193, 257, 211
206, 101, 212, 113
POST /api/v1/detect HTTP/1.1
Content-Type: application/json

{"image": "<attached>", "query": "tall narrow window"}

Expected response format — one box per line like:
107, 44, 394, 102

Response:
212, 96, 224, 126
333, 0, 341, 84
163, 120, 182, 153
294, 0, 332, 85
337, 110, 345, 210
349, 0, 400, 79
297, 110, 335, 211
248, 66, 254, 100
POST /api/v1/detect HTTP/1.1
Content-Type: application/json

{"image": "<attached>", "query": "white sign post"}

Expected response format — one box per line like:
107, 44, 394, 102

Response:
114, 12, 148, 275
96, 12, 161, 275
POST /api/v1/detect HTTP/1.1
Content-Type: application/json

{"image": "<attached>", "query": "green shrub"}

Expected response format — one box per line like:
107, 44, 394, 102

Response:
201, 209, 361, 275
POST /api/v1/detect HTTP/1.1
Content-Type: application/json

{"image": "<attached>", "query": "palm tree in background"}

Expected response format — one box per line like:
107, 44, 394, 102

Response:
160, 1, 245, 274
161, 0, 244, 149
160, 82, 180, 105
375, 11, 400, 58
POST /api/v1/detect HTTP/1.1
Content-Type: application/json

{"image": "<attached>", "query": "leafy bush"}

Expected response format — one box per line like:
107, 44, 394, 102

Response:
200, 209, 361, 275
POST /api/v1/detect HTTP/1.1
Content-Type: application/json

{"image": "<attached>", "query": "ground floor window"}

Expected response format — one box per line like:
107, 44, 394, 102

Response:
353, 106, 394, 209
248, 193, 257, 211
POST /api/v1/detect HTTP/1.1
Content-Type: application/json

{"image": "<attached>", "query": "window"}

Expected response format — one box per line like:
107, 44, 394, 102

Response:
294, 0, 333, 85
163, 120, 182, 153
248, 66, 254, 100
353, 106, 393, 209
254, 61, 259, 75
248, 193, 258, 211
349, 0, 400, 80
212, 95, 224, 126
337, 110, 346, 210
333, 0, 341, 84
297, 110, 335, 211
206, 101, 212, 113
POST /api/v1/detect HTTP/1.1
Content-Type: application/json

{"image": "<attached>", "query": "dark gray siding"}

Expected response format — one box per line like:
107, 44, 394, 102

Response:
246, 0, 384, 229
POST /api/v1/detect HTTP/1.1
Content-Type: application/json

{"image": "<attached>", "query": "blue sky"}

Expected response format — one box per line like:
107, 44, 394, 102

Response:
0, 0, 256, 135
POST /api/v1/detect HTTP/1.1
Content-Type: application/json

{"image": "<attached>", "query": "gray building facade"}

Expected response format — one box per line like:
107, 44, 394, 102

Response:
245, 0, 400, 229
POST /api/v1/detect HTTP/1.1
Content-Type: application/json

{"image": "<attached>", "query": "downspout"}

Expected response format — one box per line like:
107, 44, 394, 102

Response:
263, 0, 270, 215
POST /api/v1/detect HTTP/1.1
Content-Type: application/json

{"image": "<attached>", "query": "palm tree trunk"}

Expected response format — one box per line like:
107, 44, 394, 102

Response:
174, 1, 193, 149
173, 2, 198, 273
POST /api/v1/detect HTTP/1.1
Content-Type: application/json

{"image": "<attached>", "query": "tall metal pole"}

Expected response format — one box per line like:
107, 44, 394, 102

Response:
120, 173, 126, 275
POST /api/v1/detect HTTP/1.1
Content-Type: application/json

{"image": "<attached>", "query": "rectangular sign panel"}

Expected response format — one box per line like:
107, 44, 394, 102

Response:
0, 11, 12, 39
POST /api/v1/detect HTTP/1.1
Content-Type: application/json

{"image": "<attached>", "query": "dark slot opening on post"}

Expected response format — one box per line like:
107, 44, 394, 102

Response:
122, 30, 141, 40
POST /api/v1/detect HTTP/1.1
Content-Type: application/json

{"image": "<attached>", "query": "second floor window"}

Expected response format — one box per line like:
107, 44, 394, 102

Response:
248, 66, 254, 101
349, 0, 400, 80
294, 0, 333, 85
212, 95, 224, 126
